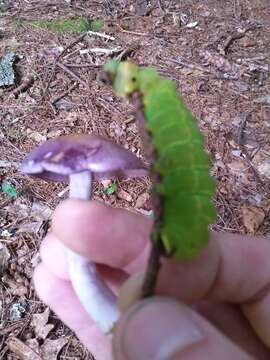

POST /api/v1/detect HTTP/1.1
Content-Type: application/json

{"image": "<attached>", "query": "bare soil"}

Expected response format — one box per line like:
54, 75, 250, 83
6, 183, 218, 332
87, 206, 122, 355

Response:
1, 0, 270, 358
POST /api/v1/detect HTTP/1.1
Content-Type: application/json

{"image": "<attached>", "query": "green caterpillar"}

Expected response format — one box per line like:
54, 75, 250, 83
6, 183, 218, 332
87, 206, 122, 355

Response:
104, 60, 216, 259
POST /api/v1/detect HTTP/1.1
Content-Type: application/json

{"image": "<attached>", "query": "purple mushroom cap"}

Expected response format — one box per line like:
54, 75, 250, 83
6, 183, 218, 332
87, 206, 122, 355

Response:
21, 134, 148, 182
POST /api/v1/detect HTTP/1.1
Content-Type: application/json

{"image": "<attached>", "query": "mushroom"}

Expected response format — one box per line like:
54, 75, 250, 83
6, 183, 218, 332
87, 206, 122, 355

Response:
21, 134, 148, 333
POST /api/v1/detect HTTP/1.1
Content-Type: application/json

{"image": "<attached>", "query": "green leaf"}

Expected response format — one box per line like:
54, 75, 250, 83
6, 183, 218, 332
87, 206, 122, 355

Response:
104, 182, 117, 196
1, 182, 18, 198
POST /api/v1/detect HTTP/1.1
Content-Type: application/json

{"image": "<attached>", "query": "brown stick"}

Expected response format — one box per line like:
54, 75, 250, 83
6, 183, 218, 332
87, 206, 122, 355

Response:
236, 113, 264, 186
131, 93, 165, 298
141, 239, 164, 297
62, 63, 102, 68
51, 82, 78, 105
221, 24, 260, 55
41, 31, 89, 99
56, 62, 88, 88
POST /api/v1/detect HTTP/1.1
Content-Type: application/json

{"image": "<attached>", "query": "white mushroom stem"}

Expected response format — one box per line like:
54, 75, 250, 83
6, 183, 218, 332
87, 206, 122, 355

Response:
66, 171, 120, 333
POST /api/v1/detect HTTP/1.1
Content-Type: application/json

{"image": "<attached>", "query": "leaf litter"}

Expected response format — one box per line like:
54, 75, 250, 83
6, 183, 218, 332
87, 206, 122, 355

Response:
1, 0, 270, 359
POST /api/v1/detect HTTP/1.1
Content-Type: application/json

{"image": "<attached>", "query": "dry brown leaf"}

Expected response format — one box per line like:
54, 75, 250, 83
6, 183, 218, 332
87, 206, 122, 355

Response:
17, 221, 43, 234
227, 159, 247, 173
117, 189, 132, 202
257, 160, 270, 179
31, 202, 53, 221
31, 308, 54, 340
3, 200, 29, 219
252, 151, 270, 179
2, 275, 28, 296
135, 193, 150, 208
40, 337, 68, 360
7, 337, 41, 360
26, 130, 47, 143
25, 339, 40, 354
241, 204, 265, 233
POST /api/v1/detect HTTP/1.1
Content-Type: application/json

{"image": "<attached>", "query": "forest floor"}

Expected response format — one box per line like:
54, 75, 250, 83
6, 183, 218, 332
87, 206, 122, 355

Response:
0, 0, 270, 359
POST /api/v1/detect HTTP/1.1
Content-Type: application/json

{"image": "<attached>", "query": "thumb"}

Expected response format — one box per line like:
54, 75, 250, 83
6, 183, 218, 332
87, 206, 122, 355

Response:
113, 297, 252, 360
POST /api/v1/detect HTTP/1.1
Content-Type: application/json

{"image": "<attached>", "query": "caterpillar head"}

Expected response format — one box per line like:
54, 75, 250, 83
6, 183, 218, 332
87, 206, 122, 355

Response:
104, 60, 139, 97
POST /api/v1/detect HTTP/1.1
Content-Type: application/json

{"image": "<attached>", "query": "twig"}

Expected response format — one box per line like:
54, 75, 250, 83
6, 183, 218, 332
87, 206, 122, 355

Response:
0, 321, 25, 336
236, 113, 264, 185
131, 93, 165, 298
167, 58, 211, 74
221, 25, 260, 55
42, 29, 115, 98
116, 44, 140, 61
116, 24, 148, 36
157, 0, 165, 12
167, 58, 240, 81
0, 132, 23, 155
56, 62, 88, 88
80, 47, 122, 55
51, 82, 78, 105
41, 31, 90, 99
63, 63, 102, 68
237, 113, 249, 147
86, 30, 115, 41
221, 31, 246, 55
141, 240, 163, 297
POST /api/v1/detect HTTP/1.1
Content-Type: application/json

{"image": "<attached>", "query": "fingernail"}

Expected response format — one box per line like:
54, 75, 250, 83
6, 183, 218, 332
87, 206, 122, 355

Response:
114, 297, 205, 360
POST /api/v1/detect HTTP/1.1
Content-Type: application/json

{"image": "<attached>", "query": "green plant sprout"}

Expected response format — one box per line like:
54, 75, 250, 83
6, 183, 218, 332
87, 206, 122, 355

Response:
21, 18, 97, 35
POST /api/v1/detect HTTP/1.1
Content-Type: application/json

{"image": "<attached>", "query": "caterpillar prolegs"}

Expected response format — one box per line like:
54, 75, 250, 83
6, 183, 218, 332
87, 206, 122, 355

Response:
104, 60, 216, 260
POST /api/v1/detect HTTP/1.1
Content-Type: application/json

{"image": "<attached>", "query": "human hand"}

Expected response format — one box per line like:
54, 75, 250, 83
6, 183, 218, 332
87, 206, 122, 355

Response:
34, 199, 270, 359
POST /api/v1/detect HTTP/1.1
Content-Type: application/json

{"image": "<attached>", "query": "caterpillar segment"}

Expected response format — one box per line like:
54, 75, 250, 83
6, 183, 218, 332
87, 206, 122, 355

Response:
104, 60, 216, 259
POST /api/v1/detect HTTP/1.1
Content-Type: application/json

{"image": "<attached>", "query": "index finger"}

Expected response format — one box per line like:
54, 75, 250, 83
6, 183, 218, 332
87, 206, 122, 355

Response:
52, 199, 270, 346
52, 199, 152, 274
52, 199, 270, 303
